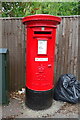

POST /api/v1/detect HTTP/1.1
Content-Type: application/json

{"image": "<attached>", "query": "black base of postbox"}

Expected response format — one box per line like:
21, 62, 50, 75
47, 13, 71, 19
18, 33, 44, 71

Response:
25, 87, 53, 110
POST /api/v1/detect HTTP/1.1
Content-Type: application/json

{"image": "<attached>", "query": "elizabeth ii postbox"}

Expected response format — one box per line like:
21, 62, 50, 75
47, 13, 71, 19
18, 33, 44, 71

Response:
22, 14, 61, 110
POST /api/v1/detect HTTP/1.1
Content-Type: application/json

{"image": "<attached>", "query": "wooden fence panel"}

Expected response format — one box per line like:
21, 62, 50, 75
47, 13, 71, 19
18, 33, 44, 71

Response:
55, 16, 79, 83
2, 18, 25, 91
0, 16, 79, 91
78, 16, 80, 80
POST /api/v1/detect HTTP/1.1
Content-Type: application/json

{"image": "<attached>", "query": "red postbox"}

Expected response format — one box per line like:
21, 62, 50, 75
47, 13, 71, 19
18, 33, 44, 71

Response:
22, 14, 61, 110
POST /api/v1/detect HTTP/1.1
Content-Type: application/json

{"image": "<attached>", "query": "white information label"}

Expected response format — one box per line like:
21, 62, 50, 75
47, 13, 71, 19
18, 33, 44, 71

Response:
35, 58, 48, 61
38, 40, 47, 54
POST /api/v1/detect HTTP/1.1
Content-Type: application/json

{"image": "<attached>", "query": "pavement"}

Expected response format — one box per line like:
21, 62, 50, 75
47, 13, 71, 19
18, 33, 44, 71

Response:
1, 97, 79, 119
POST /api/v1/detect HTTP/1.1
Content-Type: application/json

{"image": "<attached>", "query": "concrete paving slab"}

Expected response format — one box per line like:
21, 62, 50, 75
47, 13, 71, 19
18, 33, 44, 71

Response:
0, 105, 2, 120
2, 98, 79, 119
2, 99, 23, 119
16, 100, 65, 118
53, 103, 79, 118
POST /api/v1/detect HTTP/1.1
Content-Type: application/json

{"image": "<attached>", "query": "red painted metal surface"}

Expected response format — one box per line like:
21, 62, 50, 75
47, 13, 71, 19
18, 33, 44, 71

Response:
22, 14, 61, 91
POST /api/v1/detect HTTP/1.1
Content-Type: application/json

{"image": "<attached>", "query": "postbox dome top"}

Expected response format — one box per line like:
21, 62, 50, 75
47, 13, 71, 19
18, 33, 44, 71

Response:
22, 14, 61, 25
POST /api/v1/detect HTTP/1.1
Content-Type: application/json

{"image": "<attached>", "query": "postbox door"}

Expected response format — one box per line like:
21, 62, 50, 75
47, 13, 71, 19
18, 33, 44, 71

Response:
26, 27, 56, 91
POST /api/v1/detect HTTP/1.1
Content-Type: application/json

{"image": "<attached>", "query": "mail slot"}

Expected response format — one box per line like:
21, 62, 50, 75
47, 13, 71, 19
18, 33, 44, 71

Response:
22, 14, 61, 110
34, 31, 52, 34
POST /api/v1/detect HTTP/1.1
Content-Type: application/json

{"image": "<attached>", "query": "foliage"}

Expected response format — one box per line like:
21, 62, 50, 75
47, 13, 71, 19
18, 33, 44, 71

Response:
1, 2, 79, 17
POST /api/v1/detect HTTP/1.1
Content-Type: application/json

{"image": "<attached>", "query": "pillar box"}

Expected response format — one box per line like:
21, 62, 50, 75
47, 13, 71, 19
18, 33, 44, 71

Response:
22, 14, 61, 110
